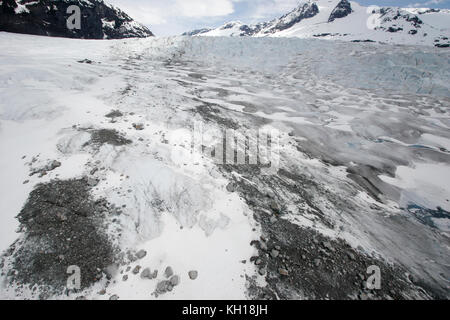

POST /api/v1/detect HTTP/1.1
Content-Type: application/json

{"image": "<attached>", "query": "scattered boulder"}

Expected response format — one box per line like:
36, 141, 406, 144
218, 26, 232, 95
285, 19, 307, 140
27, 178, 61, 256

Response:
170, 275, 180, 286
78, 59, 93, 64
188, 270, 198, 280
258, 268, 267, 276
140, 268, 151, 279
322, 241, 335, 252
87, 177, 99, 187
132, 123, 145, 130
155, 280, 173, 295
269, 201, 280, 213
136, 250, 147, 259
347, 252, 356, 261
164, 266, 174, 278
260, 241, 268, 251
105, 110, 123, 118
226, 183, 236, 193
271, 249, 280, 258
87, 129, 132, 147
279, 268, 289, 276
132, 265, 141, 275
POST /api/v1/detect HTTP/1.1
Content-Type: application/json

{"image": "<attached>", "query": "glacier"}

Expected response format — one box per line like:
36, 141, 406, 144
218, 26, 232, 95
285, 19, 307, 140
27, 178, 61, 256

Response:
0, 32, 449, 299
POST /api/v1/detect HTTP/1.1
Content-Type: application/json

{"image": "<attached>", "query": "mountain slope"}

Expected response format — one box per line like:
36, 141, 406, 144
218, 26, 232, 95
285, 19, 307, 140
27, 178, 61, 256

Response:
184, 0, 450, 47
0, 0, 153, 39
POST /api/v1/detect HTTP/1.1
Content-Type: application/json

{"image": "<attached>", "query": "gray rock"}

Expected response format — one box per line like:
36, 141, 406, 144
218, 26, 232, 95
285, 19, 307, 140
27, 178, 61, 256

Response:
322, 241, 335, 252
164, 266, 174, 278
314, 259, 321, 267
87, 177, 99, 187
271, 249, 280, 258
226, 183, 235, 192
170, 275, 180, 286
279, 268, 289, 276
109, 294, 119, 300
258, 268, 267, 276
132, 265, 141, 274
48, 160, 61, 171
141, 267, 151, 279
260, 242, 268, 251
136, 249, 147, 259
188, 270, 198, 280
132, 123, 145, 130
156, 280, 173, 294
269, 201, 280, 212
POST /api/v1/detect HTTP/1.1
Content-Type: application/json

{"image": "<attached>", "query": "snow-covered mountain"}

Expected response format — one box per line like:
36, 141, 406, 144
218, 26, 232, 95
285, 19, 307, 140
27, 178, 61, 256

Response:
0, 0, 153, 39
183, 0, 450, 47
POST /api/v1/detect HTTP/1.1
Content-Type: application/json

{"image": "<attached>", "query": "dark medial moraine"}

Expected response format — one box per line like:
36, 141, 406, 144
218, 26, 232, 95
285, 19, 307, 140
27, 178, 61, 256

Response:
328, 0, 353, 22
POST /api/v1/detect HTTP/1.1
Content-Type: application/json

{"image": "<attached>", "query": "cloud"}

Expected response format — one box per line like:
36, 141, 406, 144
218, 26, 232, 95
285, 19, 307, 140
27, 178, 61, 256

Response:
107, 0, 235, 25
408, 0, 448, 7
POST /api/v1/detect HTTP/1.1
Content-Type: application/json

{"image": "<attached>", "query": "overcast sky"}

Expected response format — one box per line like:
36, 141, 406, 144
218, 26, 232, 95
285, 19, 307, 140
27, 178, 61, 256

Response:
106, 0, 450, 36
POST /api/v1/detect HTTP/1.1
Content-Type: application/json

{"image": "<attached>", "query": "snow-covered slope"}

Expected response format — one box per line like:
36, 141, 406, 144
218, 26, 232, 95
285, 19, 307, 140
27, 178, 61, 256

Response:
0, 0, 153, 39
186, 0, 450, 47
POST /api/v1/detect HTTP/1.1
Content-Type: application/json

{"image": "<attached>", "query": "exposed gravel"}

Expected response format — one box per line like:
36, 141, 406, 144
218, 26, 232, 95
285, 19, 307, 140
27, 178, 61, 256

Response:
0, 178, 117, 296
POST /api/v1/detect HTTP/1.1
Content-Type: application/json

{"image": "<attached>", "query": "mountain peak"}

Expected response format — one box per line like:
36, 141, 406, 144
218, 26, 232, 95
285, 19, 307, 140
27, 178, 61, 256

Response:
183, 0, 450, 47
0, 0, 153, 39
